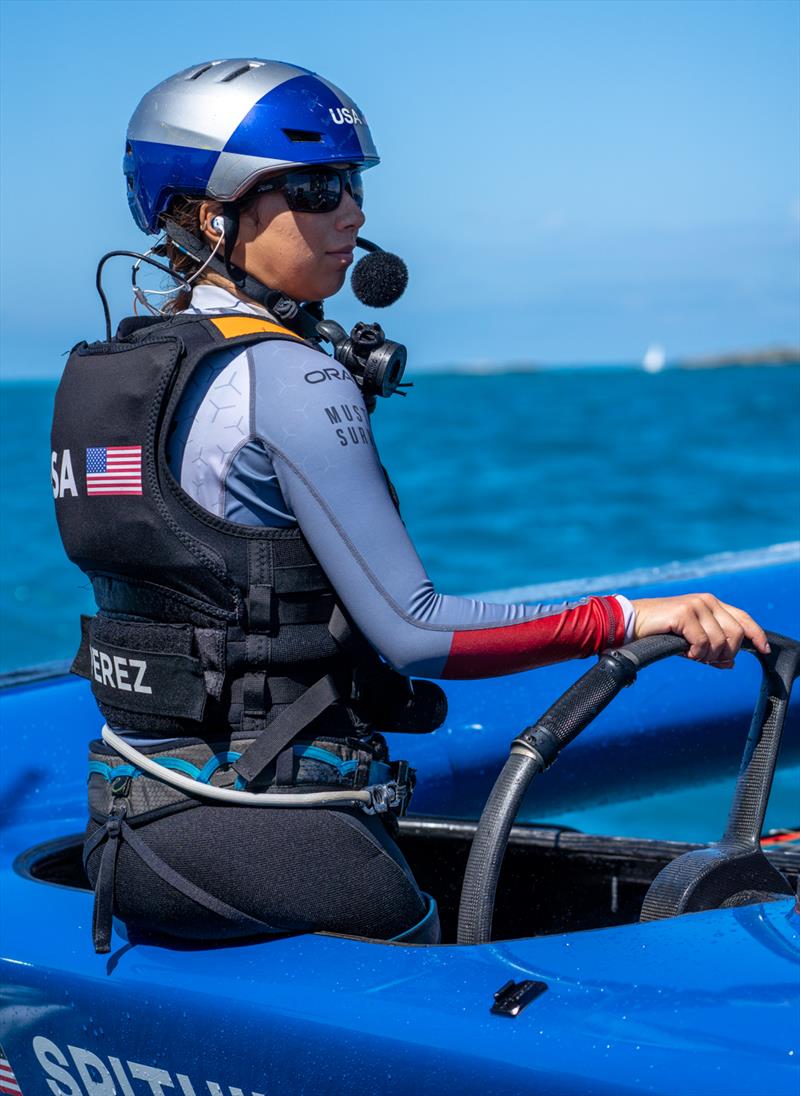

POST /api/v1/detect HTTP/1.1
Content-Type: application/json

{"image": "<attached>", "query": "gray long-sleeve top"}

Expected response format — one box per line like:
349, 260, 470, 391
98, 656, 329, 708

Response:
167, 286, 632, 679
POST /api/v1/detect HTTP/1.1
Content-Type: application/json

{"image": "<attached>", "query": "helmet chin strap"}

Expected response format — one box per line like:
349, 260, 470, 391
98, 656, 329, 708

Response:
163, 216, 323, 341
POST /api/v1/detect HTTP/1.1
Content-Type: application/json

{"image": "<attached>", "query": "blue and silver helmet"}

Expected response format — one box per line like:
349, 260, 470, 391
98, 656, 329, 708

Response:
124, 59, 380, 234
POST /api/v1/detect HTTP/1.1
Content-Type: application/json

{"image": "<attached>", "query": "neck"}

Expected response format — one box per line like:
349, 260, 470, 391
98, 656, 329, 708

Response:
195, 272, 272, 314
163, 219, 322, 340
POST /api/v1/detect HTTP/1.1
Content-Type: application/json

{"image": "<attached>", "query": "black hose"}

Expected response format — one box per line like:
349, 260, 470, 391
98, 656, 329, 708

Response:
456, 752, 542, 945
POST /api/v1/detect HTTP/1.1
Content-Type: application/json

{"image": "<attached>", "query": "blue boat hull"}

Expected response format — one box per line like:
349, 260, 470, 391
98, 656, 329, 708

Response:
1, 549, 798, 1095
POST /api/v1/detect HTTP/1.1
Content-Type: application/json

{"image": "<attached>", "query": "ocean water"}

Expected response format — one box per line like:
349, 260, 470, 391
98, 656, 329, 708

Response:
1, 363, 799, 672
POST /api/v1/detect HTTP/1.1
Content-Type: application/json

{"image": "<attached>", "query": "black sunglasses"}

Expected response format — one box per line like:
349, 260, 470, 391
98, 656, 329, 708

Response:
250, 167, 364, 213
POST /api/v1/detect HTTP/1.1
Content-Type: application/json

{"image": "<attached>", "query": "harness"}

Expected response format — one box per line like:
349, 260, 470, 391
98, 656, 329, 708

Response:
52, 310, 445, 951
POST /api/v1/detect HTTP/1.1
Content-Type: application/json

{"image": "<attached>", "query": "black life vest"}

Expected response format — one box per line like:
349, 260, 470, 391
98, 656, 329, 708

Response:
51, 311, 444, 786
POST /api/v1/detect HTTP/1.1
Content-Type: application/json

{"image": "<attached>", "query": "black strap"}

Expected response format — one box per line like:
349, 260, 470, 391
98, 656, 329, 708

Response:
221, 203, 242, 285
275, 746, 296, 786
232, 673, 319, 711
86, 809, 125, 953
247, 586, 332, 631
247, 584, 275, 634
328, 602, 381, 663
328, 603, 357, 651
274, 563, 328, 593
233, 674, 341, 785
264, 675, 321, 705
83, 820, 110, 870
242, 541, 272, 733
71, 614, 94, 678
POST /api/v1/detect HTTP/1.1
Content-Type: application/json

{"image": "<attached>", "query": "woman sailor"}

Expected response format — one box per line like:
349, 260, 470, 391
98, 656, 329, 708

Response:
52, 58, 769, 951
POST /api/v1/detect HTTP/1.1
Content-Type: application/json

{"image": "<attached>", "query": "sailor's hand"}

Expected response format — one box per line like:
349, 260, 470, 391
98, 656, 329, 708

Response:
629, 594, 770, 668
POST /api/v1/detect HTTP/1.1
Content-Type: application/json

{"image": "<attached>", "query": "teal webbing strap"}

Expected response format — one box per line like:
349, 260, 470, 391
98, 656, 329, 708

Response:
294, 744, 359, 776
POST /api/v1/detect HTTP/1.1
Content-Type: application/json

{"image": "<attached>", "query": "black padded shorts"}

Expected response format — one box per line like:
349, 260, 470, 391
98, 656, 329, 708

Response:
85, 803, 432, 943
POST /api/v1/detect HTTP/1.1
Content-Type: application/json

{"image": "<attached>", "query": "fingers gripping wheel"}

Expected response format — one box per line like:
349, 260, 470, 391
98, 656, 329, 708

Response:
456, 631, 798, 946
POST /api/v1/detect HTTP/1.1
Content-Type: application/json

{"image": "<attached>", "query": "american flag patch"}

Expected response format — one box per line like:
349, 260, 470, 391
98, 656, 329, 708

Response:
0, 1047, 21, 1095
86, 445, 143, 496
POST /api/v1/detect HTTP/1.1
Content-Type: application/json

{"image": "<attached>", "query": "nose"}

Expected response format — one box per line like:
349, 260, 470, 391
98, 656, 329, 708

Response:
336, 188, 366, 232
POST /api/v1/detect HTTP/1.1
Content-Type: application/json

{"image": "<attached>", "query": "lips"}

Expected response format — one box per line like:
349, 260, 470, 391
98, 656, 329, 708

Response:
326, 246, 355, 267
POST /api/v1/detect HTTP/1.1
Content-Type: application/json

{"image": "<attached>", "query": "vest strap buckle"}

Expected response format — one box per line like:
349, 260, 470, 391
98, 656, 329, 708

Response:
364, 760, 415, 816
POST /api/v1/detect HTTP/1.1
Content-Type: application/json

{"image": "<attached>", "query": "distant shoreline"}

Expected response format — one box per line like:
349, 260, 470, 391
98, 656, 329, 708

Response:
675, 347, 800, 369
2, 350, 799, 383
408, 351, 800, 376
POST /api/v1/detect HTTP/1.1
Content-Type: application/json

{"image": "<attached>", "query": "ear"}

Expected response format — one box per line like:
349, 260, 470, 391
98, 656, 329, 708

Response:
198, 201, 225, 247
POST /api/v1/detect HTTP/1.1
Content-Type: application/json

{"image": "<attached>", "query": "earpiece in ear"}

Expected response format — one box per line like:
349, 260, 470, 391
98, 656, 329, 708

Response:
211, 216, 225, 235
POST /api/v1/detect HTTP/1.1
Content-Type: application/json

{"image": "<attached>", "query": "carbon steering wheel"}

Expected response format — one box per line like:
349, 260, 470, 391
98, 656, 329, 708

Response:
457, 631, 800, 945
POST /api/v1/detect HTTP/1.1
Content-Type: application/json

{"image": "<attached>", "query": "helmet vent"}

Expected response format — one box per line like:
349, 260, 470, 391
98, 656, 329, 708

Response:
220, 63, 260, 83
186, 63, 216, 81
283, 129, 322, 143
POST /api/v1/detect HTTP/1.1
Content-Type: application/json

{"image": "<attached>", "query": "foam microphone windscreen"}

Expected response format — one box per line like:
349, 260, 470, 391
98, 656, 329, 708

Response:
351, 251, 408, 307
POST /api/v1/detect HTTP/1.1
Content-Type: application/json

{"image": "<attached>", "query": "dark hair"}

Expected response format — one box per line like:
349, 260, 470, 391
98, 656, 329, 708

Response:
154, 188, 267, 312
153, 195, 207, 314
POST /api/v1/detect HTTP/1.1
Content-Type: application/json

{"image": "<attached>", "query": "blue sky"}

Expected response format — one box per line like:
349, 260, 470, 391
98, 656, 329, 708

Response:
1, 0, 798, 374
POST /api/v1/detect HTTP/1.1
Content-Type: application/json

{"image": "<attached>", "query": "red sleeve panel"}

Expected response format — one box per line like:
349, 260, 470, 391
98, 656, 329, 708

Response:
442, 595, 624, 679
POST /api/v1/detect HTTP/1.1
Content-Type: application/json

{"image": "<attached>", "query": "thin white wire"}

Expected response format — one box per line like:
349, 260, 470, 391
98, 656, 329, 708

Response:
101, 724, 374, 808
132, 228, 226, 315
